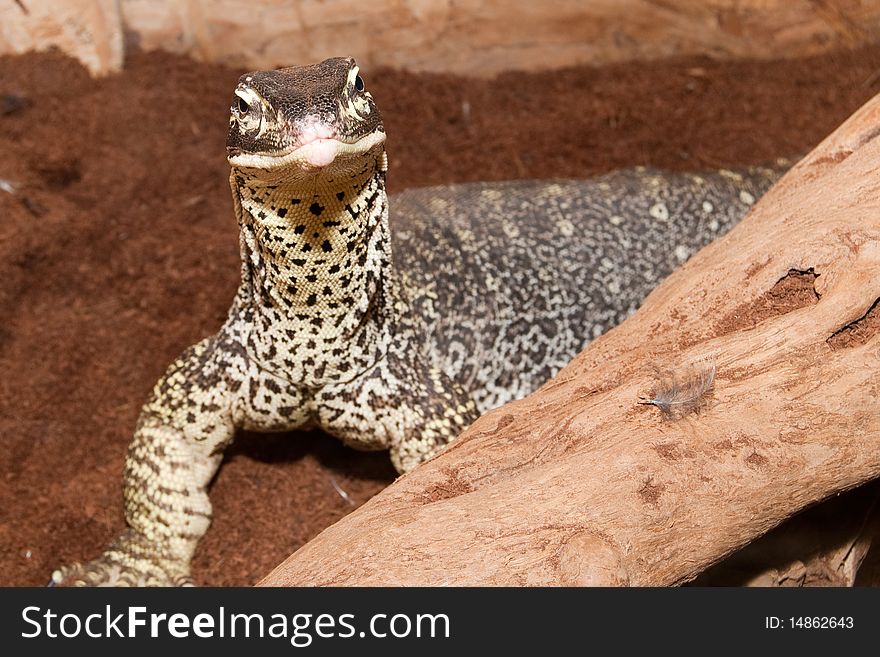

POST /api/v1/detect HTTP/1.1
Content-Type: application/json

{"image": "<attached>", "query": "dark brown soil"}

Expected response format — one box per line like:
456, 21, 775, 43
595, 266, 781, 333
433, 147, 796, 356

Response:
3, 46, 880, 586
716, 269, 820, 337
828, 297, 880, 349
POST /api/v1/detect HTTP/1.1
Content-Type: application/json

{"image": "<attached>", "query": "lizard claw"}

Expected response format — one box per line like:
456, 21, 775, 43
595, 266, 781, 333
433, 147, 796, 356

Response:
51, 559, 193, 587
51, 530, 193, 587
50, 560, 192, 587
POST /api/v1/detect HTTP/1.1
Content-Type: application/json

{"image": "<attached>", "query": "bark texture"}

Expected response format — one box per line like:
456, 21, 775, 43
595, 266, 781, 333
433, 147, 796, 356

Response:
260, 92, 880, 587
3, 1, 880, 76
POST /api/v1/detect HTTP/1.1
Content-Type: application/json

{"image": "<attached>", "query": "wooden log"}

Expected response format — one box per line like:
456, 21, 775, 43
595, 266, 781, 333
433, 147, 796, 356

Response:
0, 0, 123, 75
693, 480, 880, 586
4, 1, 880, 77
117, 0, 880, 76
259, 93, 880, 586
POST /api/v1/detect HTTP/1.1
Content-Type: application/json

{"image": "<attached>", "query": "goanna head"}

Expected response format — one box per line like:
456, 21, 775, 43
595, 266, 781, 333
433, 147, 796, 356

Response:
226, 57, 385, 180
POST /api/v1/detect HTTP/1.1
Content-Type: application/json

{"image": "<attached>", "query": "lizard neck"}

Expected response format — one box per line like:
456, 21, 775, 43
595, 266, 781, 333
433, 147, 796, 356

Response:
231, 149, 396, 385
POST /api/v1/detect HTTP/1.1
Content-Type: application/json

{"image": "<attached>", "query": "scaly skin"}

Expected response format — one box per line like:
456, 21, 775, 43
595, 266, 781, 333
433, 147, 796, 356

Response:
53, 57, 785, 585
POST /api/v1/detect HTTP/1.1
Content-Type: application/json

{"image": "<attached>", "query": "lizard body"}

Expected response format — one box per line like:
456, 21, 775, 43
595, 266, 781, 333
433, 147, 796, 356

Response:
54, 58, 783, 585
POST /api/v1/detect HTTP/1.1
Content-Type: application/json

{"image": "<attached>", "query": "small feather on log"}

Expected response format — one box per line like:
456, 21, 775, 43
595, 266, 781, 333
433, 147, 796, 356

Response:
640, 362, 716, 419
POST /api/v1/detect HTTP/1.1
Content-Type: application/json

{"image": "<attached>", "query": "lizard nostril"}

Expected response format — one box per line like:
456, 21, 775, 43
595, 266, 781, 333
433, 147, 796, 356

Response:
237, 97, 250, 114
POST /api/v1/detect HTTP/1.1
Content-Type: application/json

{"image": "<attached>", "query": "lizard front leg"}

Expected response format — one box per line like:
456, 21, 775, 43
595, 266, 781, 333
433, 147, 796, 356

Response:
52, 332, 244, 586
390, 364, 480, 473
317, 355, 480, 474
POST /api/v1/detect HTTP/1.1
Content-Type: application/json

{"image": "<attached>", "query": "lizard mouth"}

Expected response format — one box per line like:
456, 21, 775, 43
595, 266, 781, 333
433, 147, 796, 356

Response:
228, 130, 386, 171
292, 136, 345, 168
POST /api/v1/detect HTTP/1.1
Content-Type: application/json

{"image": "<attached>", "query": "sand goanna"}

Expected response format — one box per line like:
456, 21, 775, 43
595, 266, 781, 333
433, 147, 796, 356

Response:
53, 57, 783, 585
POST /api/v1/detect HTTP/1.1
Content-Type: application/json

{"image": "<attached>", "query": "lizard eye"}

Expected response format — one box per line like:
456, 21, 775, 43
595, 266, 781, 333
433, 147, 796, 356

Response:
237, 97, 250, 114
354, 75, 365, 92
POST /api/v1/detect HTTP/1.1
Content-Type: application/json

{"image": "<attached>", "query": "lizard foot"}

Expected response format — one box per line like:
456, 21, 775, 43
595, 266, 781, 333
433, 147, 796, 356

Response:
50, 530, 193, 587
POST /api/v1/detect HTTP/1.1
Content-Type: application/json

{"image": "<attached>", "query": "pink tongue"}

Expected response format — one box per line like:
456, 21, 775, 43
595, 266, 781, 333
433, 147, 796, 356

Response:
303, 139, 337, 167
